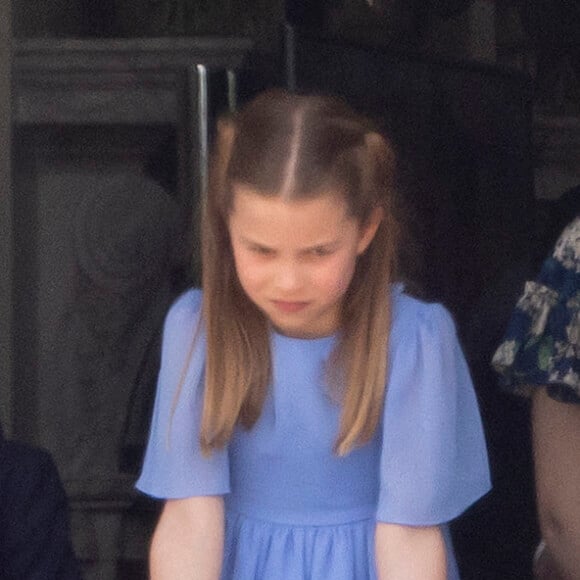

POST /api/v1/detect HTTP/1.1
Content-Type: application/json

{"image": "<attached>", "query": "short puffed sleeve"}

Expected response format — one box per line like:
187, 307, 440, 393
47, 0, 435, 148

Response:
377, 295, 491, 525
492, 216, 580, 403
136, 289, 230, 499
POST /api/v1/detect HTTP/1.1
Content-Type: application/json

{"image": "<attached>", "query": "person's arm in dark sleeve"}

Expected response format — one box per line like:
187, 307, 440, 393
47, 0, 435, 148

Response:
0, 440, 83, 580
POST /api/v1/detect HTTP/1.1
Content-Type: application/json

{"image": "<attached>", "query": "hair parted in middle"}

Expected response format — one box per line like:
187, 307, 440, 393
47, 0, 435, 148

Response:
199, 89, 401, 456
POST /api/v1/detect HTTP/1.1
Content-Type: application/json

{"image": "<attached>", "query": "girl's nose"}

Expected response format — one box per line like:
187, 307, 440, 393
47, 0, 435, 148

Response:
274, 260, 303, 292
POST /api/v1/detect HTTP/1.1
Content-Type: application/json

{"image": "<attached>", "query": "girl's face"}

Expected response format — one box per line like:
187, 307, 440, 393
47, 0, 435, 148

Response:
228, 185, 381, 338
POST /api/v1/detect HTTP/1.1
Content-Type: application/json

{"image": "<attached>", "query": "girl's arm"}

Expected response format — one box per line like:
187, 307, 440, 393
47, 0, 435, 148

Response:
375, 522, 446, 580
532, 387, 580, 579
150, 496, 224, 580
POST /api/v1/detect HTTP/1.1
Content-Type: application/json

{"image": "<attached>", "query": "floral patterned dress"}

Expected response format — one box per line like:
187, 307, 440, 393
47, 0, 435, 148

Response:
492, 216, 580, 403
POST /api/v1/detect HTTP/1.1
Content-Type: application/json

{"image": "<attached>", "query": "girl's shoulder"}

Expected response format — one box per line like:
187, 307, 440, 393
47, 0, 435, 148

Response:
161, 288, 204, 346
391, 286, 457, 342
165, 288, 203, 324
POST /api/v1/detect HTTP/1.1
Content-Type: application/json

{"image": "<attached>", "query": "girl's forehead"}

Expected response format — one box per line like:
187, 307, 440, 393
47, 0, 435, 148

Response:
231, 185, 349, 218
229, 185, 356, 242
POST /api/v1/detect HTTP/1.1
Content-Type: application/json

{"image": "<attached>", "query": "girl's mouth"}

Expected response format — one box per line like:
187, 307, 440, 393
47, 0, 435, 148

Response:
272, 300, 309, 313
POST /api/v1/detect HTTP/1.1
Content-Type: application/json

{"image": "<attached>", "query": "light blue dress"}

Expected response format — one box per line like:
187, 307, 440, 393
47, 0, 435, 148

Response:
136, 288, 491, 579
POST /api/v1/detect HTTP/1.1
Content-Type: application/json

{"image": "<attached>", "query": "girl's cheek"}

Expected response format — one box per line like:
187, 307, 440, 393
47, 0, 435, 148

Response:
234, 255, 254, 285
325, 257, 356, 292
312, 271, 345, 297
333, 277, 353, 296
239, 258, 269, 286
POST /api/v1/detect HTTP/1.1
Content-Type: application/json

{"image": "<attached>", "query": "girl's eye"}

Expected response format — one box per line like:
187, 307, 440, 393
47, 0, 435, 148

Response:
251, 246, 274, 256
311, 247, 333, 257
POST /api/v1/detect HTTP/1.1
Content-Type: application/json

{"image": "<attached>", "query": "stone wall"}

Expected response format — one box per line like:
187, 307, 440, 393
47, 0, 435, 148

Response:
13, 0, 284, 41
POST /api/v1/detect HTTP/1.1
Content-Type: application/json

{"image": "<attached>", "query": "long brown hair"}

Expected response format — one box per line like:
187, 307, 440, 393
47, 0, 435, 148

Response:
199, 89, 400, 456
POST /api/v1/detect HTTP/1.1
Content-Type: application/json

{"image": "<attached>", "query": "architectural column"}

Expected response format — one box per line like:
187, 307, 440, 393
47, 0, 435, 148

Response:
464, 0, 496, 63
425, 0, 497, 63
534, 115, 580, 199
0, 0, 13, 434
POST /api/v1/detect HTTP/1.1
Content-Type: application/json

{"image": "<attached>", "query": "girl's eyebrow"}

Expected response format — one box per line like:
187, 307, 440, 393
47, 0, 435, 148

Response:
240, 236, 272, 249
240, 235, 341, 253
303, 241, 340, 252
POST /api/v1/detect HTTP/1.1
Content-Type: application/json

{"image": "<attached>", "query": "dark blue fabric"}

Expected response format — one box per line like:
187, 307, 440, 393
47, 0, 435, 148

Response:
492, 216, 580, 403
0, 436, 82, 580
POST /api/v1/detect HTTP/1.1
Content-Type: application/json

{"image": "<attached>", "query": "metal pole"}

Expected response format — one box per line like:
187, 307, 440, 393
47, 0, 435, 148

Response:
284, 23, 297, 92
196, 64, 209, 197
226, 68, 237, 113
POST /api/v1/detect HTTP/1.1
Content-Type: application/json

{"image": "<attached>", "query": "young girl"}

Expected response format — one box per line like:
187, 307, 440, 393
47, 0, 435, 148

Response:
136, 90, 491, 579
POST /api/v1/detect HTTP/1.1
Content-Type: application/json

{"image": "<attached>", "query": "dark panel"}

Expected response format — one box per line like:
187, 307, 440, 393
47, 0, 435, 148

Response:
292, 35, 536, 330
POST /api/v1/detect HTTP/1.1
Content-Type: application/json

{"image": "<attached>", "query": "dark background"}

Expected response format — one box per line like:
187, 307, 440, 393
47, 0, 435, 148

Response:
5, 1, 580, 578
